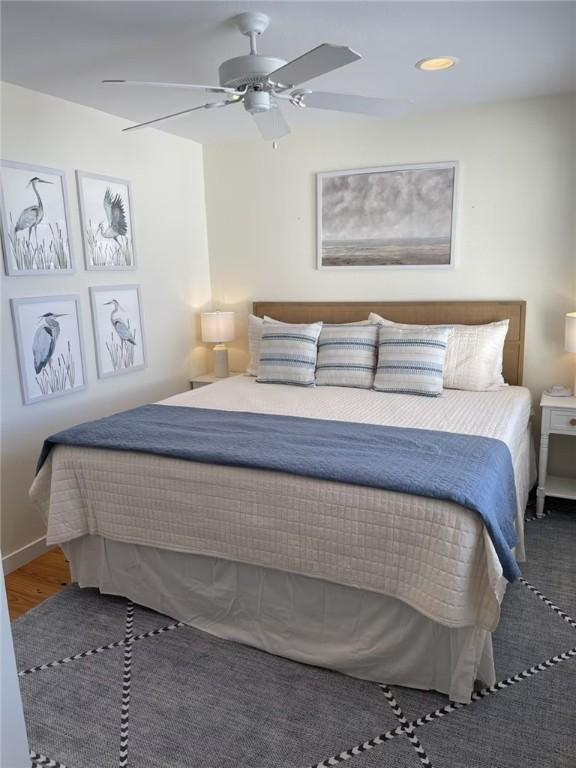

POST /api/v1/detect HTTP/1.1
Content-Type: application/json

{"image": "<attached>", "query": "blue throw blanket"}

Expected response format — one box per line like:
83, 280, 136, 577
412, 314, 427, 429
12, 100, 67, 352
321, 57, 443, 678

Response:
37, 404, 520, 581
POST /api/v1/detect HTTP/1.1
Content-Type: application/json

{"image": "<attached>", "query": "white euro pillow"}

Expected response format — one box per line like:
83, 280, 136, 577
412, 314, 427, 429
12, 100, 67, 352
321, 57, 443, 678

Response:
247, 314, 284, 376
368, 312, 509, 391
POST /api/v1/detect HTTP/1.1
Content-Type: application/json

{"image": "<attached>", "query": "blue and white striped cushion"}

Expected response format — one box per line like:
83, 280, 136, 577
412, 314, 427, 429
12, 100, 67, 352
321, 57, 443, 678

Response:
374, 326, 450, 397
257, 321, 323, 387
315, 324, 378, 389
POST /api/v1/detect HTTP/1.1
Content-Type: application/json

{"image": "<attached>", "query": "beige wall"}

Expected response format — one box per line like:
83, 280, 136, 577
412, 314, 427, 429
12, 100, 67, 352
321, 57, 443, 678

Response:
204, 94, 575, 475
204, 95, 575, 392
206, 100, 574, 372
1, 83, 212, 560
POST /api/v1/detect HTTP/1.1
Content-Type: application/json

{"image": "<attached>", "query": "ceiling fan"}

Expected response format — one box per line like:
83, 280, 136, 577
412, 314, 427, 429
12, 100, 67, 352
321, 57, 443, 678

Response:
104, 11, 410, 140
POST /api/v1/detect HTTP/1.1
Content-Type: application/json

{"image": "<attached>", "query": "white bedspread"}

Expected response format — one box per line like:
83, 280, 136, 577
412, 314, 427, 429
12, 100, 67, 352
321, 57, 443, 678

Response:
30, 377, 532, 631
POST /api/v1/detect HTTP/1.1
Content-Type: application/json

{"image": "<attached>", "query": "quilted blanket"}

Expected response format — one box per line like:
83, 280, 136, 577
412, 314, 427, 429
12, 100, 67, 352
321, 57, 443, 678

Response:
30, 378, 533, 631
37, 404, 520, 581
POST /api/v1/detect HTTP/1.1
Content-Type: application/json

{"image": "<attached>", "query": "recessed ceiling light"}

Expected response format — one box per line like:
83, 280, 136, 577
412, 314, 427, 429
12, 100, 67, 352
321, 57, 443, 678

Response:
416, 57, 458, 72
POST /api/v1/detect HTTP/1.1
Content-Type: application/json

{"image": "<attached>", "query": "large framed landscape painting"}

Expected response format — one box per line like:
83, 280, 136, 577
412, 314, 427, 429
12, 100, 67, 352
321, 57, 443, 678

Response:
0, 160, 74, 276
76, 171, 137, 270
317, 162, 458, 270
11, 294, 87, 405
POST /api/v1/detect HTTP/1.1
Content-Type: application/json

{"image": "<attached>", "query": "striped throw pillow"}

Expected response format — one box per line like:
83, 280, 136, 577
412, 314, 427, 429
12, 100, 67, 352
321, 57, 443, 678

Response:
315, 324, 379, 389
257, 321, 323, 387
374, 326, 450, 397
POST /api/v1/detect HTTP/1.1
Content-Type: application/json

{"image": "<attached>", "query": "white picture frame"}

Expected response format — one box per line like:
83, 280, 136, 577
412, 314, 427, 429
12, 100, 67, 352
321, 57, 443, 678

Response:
10, 295, 87, 405
89, 284, 146, 378
76, 171, 137, 271
316, 161, 458, 271
0, 160, 74, 276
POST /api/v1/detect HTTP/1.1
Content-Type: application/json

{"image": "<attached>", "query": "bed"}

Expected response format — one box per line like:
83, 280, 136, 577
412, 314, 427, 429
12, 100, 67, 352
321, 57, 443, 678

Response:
30, 300, 531, 703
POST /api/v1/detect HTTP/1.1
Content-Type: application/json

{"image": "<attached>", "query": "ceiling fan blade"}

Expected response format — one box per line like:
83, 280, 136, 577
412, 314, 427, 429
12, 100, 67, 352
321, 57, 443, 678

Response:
252, 105, 291, 141
122, 100, 237, 133
297, 91, 412, 117
103, 80, 240, 95
268, 44, 360, 88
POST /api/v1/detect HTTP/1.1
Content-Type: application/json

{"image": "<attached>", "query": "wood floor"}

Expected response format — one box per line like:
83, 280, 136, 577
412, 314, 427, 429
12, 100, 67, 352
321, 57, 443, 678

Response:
5, 547, 70, 621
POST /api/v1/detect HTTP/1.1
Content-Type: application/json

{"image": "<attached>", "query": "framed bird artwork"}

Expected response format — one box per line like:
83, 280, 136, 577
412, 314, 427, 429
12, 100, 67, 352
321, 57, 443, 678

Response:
0, 160, 74, 276
89, 284, 146, 378
76, 171, 137, 270
10, 295, 87, 404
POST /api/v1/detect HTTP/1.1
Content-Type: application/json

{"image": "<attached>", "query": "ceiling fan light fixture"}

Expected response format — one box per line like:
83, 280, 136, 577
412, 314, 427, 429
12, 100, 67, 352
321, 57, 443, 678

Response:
416, 56, 458, 72
244, 89, 271, 114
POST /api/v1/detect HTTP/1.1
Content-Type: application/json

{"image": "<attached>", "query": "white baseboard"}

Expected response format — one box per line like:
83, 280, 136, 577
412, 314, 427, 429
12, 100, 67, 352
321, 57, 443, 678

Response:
2, 536, 53, 575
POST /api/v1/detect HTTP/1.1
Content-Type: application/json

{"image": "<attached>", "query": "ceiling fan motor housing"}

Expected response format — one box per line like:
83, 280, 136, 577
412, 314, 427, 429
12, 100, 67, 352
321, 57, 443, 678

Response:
218, 55, 286, 90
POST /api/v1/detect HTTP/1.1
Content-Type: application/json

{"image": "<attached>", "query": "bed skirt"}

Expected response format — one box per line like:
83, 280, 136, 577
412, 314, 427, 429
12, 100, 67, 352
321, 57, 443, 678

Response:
63, 535, 497, 703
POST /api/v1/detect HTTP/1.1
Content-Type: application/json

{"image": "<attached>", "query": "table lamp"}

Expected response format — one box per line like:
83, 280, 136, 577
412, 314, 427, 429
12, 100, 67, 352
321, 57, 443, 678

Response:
566, 312, 576, 395
201, 311, 235, 378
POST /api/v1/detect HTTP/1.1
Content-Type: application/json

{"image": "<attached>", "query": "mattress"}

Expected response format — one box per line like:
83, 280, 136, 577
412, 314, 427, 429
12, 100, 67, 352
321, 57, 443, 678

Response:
30, 376, 532, 632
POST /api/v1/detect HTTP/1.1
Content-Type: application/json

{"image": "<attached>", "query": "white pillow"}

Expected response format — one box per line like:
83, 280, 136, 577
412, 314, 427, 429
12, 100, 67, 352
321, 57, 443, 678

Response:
247, 315, 288, 376
368, 313, 509, 391
247, 315, 266, 376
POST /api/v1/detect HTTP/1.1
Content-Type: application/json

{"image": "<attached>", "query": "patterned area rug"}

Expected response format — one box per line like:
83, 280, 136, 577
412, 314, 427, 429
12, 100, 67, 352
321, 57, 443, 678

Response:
12, 509, 576, 768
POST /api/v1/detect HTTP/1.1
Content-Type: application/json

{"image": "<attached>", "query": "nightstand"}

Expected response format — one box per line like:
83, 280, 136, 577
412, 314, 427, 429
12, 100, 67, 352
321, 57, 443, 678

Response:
536, 393, 576, 516
189, 372, 241, 390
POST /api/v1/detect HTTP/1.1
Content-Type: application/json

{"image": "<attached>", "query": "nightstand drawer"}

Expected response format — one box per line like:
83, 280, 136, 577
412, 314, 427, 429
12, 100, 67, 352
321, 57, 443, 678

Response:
549, 408, 576, 432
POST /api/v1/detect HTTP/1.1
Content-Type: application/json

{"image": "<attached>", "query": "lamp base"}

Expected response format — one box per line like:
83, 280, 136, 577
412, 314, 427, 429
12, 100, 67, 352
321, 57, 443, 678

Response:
213, 344, 229, 378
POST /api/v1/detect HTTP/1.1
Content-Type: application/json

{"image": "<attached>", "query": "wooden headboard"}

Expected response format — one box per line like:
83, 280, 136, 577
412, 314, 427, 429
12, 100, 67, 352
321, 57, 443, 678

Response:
253, 300, 526, 385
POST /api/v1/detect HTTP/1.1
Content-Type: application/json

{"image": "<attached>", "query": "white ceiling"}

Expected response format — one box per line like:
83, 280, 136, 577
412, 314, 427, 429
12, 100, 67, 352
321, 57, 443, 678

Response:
2, 1, 575, 143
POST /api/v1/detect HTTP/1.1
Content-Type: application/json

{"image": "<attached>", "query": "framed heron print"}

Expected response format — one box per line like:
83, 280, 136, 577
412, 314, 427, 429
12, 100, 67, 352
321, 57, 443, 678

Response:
317, 162, 458, 270
76, 171, 137, 270
10, 295, 87, 405
90, 284, 146, 378
0, 160, 74, 276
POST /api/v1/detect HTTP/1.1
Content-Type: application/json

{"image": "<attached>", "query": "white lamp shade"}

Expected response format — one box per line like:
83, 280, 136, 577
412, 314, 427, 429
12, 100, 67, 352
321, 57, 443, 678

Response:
566, 312, 576, 353
201, 311, 235, 344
